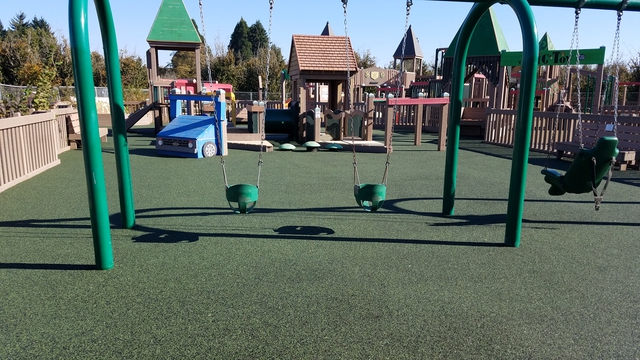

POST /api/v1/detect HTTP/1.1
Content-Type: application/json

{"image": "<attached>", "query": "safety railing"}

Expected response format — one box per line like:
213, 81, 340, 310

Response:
0, 111, 73, 193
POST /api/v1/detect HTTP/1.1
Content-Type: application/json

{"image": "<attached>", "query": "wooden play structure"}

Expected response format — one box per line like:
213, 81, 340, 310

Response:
288, 32, 358, 112
66, 113, 109, 149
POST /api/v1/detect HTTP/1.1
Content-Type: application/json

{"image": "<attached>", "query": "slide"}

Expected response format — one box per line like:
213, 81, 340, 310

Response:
125, 103, 154, 131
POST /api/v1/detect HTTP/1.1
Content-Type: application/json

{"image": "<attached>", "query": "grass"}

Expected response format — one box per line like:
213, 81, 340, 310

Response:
1, 129, 639, 359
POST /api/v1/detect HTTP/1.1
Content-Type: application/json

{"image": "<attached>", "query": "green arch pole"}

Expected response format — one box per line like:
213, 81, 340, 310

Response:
441, 0, 539, 247
430, 0, 640, 12
69, 0, 136, 269
68, 0, 113, 269
94, 0, 136, 230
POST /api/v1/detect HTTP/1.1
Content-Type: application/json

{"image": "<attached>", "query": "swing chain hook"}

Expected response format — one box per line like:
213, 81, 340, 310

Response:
618, 0, 628, 14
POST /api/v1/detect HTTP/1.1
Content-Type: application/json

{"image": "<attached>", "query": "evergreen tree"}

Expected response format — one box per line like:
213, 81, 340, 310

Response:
30, 16, 51, 32
228, 18, 252, 64
9, 12, 28, 33
248, 21, 269, 56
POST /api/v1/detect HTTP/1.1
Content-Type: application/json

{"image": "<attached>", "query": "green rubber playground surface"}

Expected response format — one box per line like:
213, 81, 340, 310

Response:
1, 129, 639, 358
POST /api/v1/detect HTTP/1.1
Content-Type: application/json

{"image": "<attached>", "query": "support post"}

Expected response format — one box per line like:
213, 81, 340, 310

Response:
298, 86, 307, 141
364, 94, 374, 141
385, 98, 394, 147
414, 103, 424, 146
594, 62, 605, 113
438, 104, 449, 151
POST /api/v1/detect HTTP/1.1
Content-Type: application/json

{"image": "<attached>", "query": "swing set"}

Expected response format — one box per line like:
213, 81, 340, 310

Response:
68, 0, 640, 269
541, 2, 626, 210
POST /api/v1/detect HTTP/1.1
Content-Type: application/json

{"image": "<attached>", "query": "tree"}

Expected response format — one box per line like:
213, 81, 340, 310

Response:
0, 13, 65, 86
120, 51, 147, 101
248, 21, 268, 56
91, 51, 107, 87
228, 18, 252, 64
355, 49, 376, 69
9, 12, 29, 33
210, 51, 243, 86
170, 50, 197, 79
0, 31, 32, 84
30, 16, 51, 32
236, 44, 286, 96
54, 37, 74, 86
32, 62, 56, 111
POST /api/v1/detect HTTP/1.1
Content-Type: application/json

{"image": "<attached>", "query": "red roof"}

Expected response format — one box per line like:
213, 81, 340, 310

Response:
290, 34, 357, 72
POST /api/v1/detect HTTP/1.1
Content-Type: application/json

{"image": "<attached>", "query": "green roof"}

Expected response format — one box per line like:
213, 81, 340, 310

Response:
147, 0, 202, 44
444, 7, 509, 57
539, 32, 555, 51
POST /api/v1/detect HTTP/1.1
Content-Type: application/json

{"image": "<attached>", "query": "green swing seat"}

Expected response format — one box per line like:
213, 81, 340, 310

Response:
226, 184, 259, 214
541, 136, 618, 196
354, 184, 387, 212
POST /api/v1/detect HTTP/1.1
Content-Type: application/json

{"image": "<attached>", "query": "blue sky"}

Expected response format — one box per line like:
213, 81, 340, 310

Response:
3, 0, 639, 68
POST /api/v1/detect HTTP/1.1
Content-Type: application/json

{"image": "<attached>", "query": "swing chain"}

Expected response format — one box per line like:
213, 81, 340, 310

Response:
547, 7, 580, 168
211, 106, 229, 188
383, 0, 412, 185
199, 0, 213, 86
342, 0, 361, 186
571, 8, 585, 149
264, 0, 274, 102
611, 8, 623, 137
257, 0, 274, 189
591, 157, 616, 211
200, 0, 230, 188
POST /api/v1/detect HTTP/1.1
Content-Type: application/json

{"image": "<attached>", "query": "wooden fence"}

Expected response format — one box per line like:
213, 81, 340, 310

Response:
485, 109, 638, 153
0, 108, 78, 193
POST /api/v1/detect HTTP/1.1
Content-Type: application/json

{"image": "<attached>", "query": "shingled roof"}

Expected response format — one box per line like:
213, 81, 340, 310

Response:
288, 35, 358, 73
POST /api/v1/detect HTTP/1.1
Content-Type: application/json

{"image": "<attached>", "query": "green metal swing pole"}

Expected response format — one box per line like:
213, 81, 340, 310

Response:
427, 0, 640, 11
69, 0, 136, 269
94, 0, 136, 230
68, 0, 113, 270
442, 0, 538, 247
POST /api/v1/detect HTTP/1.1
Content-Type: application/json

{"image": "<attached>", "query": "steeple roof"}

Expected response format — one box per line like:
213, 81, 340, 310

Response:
444, 7, 509, 57
539, 32, 555, 51
321, 22, 335, 36
393, 25, 423, 59
147, 0, 202, 44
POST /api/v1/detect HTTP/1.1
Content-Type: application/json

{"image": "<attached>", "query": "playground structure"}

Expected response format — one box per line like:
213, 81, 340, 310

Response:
65, 0, 640, 269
